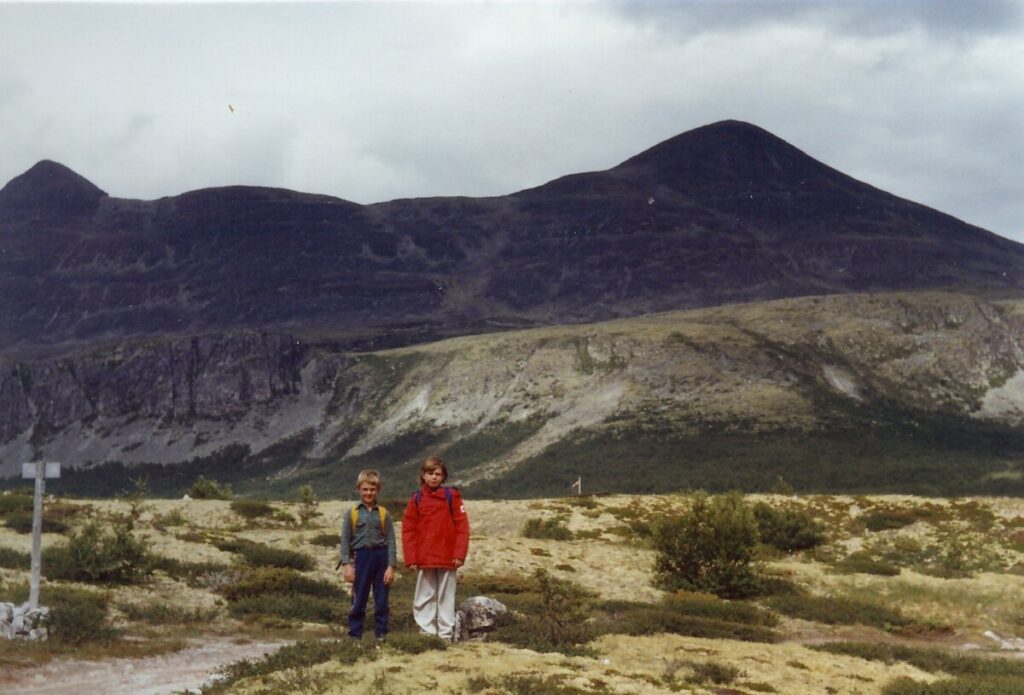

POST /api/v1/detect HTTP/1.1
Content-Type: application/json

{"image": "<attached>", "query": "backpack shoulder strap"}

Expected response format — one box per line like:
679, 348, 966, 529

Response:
379, 506, 388, 534
350, 506, 359, 531
444, 487, 454, 516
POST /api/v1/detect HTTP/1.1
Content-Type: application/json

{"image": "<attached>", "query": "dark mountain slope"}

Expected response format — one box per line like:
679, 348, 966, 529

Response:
2, 121, 1022, 357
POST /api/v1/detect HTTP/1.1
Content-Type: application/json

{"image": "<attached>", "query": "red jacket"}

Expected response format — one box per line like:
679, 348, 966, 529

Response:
401, 485, 470, 569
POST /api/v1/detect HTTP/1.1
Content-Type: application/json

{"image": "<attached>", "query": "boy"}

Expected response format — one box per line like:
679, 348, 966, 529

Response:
401, 456, 470, 641
339, 469, 396, 640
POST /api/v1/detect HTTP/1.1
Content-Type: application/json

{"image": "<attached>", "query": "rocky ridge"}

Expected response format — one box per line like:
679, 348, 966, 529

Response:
3, 291, 1024, 495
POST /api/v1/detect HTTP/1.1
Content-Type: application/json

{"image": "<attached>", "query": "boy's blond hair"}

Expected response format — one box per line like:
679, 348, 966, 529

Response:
419, 456, 448, 485
356, 469, 381, 489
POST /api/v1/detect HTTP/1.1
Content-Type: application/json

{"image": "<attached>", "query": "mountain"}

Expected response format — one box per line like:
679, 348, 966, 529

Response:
1, 121, 1022, 358
3, 121, 1024, 495
3, 291, 1024, 497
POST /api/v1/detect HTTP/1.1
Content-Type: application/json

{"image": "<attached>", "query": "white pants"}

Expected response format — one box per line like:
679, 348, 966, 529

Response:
413, 568, 457, 639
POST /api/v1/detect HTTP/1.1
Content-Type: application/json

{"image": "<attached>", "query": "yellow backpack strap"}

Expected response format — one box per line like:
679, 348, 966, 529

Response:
350, 506, 358, 532
379, 506, 388, 535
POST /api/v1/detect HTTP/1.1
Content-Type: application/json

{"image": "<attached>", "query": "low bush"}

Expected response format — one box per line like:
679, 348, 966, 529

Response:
42, 518, 153, 584
188, 476, 233, 500
229, 499, 275, 520
653, 491, 761, 598
599, 606, 777, 643
118, 602, 221, 625
0, 489, 34, 516
227, 593, 340, 623
215, 639, 369, 689
768, 594, 912, 630
308, 533, 340, 547
752, 502, 826, 552
213, 538, 314, 571
882, 676, 1024, 694
219, 567, 337, 601
0, 545, 29, 570
522, 517, 573, 541
150, 556, 231, 584
45, 586, 118, 644
814, 642, 1024, 678
685, 660, 743, 685
467, 673, 593, 695
4, 512, 69, 534
831, 557, 901, 576
864, 510, 920, 532
490, 569, 595, 656
385, 632, 448, 654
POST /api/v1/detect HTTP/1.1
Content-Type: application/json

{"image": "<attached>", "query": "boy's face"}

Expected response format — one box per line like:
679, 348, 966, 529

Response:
358, 482, 380, 507
423, 468, 444, 488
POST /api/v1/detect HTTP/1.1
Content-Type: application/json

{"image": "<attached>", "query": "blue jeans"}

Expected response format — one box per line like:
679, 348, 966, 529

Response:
349, 547, 389, 638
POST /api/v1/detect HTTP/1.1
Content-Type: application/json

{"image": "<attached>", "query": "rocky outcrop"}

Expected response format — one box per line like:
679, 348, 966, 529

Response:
453, 596, 508, 642
0, 602, 48, 641
2, 291, 1024, 492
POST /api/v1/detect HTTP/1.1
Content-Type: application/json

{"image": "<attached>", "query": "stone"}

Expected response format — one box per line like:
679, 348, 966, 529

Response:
453, 596, 507, 642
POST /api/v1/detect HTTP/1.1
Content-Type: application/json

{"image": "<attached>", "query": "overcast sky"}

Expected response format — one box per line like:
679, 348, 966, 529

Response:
1, 1, 1021, 241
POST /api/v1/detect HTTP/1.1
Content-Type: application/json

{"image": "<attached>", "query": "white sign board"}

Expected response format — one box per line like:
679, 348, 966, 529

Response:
22, 462, 60, 479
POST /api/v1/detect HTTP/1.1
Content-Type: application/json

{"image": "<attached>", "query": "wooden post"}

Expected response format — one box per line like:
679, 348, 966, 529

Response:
22, 462, 60, 611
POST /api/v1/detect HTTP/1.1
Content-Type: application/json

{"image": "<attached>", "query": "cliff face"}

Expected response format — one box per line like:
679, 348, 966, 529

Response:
4, 292, 1024, 495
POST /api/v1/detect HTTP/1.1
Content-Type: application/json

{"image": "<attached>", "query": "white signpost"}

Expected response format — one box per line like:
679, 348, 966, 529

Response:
21, 462, 60, 610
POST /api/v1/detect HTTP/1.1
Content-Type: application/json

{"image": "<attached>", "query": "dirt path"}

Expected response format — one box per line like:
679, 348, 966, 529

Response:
2, 638, 288, 695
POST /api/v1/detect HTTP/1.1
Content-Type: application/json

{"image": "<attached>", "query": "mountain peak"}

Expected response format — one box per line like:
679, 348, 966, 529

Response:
613, 119, 848, 190
0, 160, 106, 217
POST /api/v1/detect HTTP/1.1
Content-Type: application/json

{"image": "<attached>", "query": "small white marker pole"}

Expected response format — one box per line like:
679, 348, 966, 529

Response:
572, 476, 582, 496
23, 462, 60, 610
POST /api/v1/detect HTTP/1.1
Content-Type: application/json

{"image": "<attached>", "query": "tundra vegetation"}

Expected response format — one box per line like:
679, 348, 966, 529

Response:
3, 488, 1024, 693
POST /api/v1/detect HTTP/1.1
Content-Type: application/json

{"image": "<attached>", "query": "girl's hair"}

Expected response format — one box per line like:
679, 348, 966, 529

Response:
420, 456, 448, 485
356, 469, 381, 489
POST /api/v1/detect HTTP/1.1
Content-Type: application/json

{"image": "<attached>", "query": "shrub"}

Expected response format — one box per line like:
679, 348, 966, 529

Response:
467, 673, 593, 694
4, 512, 68, 534
217, 639, 368, 688
0, 545, 30, 570
213, 538, 314, 571
882, 676, 1024, 695
149, 556, 231, 585
189, 476, 233, 500
768, 594, 912, 630
752, 502, 826, 552
491, 569, 595, 655
45, 586, 118, 644
118, 602, 220, 625
230, 499, 275, 520
522, 517, 573, 541
831, 557, 901, 576
864, 510, 919, 532
227, 594, 340, 623
652, 491, 761, 598
814, 641, 1024, 678
685, 660, 742, 685
385, 632, 448, 654
296, 485, 321, 527
0, 489, 34, 516
308, 533, 340, 548
219, 567, 337, 601
595, 594, 777, 643
42, 518, 153, 584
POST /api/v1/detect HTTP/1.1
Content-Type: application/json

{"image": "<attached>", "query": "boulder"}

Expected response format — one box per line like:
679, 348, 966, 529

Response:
453, 596, 507, 642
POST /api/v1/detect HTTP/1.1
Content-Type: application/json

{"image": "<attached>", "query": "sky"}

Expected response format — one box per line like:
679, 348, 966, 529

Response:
1, 1, 1022, 241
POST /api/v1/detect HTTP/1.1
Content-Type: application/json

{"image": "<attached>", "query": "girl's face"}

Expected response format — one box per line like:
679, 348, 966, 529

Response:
423, 468, 445, 488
